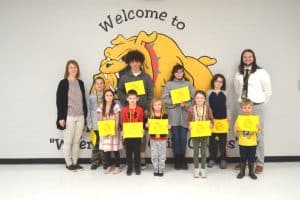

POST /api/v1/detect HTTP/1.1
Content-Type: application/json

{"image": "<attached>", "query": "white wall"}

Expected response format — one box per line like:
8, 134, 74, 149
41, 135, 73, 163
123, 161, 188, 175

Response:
0, 0, 299, 158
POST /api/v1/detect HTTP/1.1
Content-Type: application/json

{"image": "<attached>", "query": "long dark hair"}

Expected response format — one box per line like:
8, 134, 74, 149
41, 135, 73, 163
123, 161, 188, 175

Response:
169, 64, 189, 81
238, 49, 261, 74
101, 89, 116, 116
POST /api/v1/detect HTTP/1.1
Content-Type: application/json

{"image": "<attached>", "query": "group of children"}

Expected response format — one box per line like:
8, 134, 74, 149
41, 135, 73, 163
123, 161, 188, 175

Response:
85, 50, 261, 180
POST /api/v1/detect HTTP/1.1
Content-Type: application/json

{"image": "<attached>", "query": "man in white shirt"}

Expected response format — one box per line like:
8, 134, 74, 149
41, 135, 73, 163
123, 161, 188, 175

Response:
234, 49, 272, 174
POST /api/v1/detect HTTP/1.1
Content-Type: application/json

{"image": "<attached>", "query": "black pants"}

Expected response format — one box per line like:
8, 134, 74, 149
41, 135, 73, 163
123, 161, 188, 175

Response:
239, 145, 256, 162
208, 134, 227, 161
91, 130, 102, 165
103, 151, 120, 169
125, 138, 141, 171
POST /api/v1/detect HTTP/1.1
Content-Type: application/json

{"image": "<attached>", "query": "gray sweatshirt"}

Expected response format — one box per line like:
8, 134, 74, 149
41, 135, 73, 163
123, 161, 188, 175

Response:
117, 70, 153, 111
86, 92, 103, 130
162, 78, 195, 128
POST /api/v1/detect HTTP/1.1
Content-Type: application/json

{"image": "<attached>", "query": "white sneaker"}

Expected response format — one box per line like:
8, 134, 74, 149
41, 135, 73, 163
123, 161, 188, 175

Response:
104, 166, 112, 174
194, 168, 200, 178
200, 168, 207, 178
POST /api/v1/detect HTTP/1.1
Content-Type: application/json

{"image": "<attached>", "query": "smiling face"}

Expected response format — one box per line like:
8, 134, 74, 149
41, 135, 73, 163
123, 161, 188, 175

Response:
129, 60, 142, 73
242, 103, 253, 115
67, 63, 78, 79
153, 100, 162, 113
194, 93, 206, 106
242, 51, 254, 66
214, 77, 224, 90
94, 78, 105, 93
104, 90, 114, 103
174, 69, 184, 80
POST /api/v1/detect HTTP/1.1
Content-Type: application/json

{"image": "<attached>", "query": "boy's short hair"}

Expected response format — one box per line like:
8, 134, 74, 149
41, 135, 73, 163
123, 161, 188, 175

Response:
123, 50, 145, 64
127, 89, 138, 97
241, 99, 254, 107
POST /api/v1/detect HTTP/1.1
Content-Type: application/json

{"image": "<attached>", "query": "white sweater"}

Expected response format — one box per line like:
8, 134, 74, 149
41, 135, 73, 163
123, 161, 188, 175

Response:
234, 68, 272, 104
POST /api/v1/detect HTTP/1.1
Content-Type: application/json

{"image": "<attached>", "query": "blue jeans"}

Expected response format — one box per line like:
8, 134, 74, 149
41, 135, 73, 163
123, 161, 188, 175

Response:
171, 126, 188, 155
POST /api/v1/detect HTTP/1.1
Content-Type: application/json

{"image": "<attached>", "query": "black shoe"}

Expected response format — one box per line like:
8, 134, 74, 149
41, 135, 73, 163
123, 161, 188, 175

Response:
90, 164, 99, 170
158, 173, 164, 177
74, 164, 84, 171
126, 169, 132, 176
66, 165, 77, 171
180, 155, 188, 170
248, 162, 258, 180
237, 162, 246, 179
174, 155, 180, 170
154, 172, 159, 176
135, 170, 141, 175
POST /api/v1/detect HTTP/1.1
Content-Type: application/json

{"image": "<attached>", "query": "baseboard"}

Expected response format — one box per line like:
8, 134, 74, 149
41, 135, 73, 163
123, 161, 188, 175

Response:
0, 156, 300, 164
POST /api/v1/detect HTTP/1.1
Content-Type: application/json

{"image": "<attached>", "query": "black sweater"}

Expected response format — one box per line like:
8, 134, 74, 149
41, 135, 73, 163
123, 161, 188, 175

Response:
56, 79, 87, 130
208, 91, 227, 119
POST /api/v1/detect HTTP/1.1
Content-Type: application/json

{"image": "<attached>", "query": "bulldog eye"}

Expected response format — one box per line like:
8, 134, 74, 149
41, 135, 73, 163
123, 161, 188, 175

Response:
106, 63, 112, 68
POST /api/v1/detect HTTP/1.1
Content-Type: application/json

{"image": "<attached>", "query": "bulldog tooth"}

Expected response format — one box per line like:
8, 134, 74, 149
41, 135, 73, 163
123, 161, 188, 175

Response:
104, 73, 108, 79
109, 84, 115, 92
116, 72, 120, 78
106, 57, 111, 61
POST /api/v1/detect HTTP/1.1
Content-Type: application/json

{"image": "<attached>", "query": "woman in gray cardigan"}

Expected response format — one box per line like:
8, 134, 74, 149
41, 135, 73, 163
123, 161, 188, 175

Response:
163, 64, 195, 170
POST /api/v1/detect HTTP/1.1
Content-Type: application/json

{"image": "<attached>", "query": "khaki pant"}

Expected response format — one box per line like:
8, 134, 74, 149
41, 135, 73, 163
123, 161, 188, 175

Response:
63, 115, 84, 166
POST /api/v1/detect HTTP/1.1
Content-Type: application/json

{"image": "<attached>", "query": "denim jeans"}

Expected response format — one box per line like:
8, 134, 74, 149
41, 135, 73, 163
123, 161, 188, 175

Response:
171, 126, 188, 155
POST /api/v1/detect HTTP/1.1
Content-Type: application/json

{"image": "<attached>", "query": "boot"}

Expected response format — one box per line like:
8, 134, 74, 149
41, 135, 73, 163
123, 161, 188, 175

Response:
237, 162, 246, 179
174, 155, 180, 170
248, 162, 257, 180
181, 155, 188, 170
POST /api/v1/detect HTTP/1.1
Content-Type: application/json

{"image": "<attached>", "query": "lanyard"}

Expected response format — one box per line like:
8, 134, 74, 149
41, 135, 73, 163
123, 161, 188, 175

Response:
195, 104, 205, 121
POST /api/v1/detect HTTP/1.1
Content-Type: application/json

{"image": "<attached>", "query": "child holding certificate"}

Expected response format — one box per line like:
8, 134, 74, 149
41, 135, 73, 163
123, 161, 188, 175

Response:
187, 90, 214, 178
163, 64, 195, 170
117, 50, 153, 170
234, 99, 260, 180
87, 77, 105, 170
207, 74, 230, 169
146, 97, 169, 177
98, 89, 123, 174
121, 90, 144, 176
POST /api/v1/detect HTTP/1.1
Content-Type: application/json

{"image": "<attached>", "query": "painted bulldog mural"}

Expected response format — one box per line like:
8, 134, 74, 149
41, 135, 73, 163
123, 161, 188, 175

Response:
91, 31, 217, 97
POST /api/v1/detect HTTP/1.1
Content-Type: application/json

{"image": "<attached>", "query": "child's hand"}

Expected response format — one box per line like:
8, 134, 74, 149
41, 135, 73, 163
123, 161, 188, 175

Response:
168, 125, 171, 129
59, 120, 65, 128
235, 126, 241, 132
180, 101, 186, 108
227, 116, 231, 121
145, 123, 149, 128
256, 124, 261, 130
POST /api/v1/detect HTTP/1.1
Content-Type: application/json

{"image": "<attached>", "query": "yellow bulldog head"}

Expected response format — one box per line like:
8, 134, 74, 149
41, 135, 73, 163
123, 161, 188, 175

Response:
91, 31, 217, 96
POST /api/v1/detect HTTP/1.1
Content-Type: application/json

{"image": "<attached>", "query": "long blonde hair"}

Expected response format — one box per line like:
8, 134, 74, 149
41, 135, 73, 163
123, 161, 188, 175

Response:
149, 97, 166, 118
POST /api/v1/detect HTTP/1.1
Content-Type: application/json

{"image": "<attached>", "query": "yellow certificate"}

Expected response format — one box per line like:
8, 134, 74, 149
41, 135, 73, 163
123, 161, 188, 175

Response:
89, 129, 97, 146
170, 86, 191, 104
212, 119, 229, 134
123, 122, 143, 138
235, 115, 259, 132
190, 120, 212, 137
148, 119, 168, 135
125, 80, 145, 95
97, 120, 115, 136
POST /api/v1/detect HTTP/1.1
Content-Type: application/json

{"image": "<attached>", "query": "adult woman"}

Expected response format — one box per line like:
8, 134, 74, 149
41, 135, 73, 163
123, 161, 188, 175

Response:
56, 60, 87, 171
234, 49, 272, 174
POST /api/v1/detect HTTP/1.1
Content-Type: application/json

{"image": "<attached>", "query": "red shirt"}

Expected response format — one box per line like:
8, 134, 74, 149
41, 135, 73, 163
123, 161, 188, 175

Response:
122, 105, 144, 123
